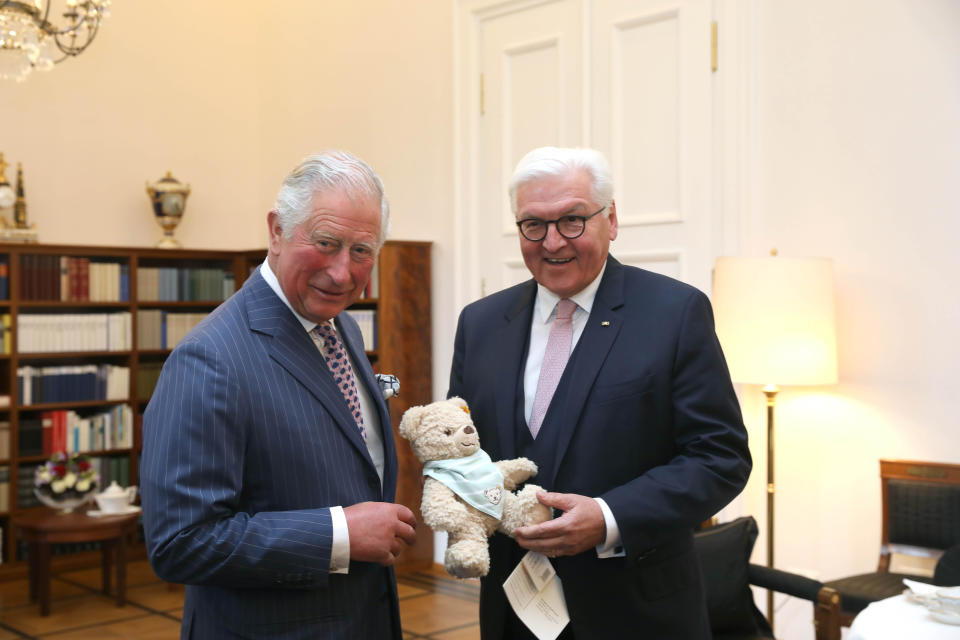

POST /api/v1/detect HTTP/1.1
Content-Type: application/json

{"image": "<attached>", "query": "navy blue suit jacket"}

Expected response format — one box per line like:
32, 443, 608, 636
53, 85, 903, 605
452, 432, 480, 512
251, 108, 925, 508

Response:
141, 268, 401, 639
449, 256, 751, 639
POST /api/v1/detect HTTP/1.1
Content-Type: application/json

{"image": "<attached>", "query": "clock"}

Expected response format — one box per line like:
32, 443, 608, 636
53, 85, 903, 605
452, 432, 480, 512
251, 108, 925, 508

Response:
0, 183, 14, 209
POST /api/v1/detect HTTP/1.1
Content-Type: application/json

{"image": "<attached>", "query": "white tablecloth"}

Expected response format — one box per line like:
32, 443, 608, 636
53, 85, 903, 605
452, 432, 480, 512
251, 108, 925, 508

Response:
849, 594, 960, 639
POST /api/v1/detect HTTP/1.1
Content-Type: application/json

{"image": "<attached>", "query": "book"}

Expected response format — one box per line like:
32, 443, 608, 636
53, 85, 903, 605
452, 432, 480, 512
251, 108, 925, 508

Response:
41, 412, 53, 455
0, 421, 10, 459
0, 259, 8, 300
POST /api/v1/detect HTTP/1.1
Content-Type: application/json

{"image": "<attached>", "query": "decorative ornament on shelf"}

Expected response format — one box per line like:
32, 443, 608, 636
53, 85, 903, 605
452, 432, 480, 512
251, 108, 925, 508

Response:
34, 452, 100, 514
0, 0, 112, 82
146, 171, 190, 248
0, 152, 38, 243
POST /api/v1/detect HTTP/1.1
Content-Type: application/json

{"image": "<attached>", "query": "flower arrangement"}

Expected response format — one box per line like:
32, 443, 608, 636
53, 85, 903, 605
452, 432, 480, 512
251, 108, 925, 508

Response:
34, 452, 99, 510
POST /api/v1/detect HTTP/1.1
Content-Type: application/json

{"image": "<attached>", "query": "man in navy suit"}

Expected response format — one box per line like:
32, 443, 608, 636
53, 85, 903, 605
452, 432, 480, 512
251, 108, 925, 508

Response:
141, 151, 417, 639
449, 147, 752, 639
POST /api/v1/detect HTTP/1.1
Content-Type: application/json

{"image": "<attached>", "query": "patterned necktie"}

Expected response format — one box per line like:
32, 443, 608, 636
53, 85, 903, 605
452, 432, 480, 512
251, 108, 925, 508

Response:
529, 299, 577, 438
313, 322, 367, 441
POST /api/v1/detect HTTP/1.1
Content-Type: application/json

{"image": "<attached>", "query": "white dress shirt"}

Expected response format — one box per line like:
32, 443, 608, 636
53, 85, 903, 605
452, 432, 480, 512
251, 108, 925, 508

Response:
260, 260, 386, 573
523, 263, 625, 557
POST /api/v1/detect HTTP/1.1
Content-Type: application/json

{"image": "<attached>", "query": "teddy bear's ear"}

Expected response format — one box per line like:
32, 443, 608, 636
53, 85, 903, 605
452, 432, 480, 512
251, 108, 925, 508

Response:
398, 405, 426, 440
448, 397, 470, 414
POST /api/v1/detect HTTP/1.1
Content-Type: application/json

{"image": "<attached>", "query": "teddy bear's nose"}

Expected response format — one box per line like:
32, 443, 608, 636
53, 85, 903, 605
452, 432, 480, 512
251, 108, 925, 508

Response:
464, 425, 475, 434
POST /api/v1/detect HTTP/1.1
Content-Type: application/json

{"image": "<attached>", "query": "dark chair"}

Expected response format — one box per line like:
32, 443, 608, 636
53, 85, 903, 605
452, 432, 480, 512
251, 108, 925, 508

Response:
823, 459, 960, 625
694, 516, 841, 640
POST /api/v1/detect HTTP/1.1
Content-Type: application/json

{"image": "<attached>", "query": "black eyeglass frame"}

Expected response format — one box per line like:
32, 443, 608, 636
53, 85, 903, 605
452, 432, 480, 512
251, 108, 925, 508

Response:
515, 206, 607, 241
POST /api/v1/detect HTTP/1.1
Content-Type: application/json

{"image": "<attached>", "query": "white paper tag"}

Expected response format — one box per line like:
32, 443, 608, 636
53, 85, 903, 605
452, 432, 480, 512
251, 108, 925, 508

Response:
503, 551, 570, 640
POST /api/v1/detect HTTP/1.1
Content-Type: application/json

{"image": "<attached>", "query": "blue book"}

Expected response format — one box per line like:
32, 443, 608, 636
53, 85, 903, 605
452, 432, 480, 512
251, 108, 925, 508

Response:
161, 310, 168, 349
119, 264, 129, 301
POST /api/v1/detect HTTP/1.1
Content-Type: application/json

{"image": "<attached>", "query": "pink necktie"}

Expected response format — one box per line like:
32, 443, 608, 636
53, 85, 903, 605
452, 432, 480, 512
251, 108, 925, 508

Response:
313, 323, 367, 441
529, 299, 577, 438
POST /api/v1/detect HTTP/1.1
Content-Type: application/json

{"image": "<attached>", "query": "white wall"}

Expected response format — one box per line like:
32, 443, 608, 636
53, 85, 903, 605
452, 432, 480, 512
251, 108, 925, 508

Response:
740, 1, 960, 637
0, 0, 456, 406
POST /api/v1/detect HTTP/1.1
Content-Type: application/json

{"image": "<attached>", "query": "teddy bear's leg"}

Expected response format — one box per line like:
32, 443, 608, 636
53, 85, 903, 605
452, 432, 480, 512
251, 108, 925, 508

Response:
498, 484, 552, 536
445, 529, 490, 579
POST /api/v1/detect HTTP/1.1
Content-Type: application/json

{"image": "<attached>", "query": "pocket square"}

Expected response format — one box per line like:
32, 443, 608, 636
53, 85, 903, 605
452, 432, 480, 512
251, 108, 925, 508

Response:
375, 374, 400, 399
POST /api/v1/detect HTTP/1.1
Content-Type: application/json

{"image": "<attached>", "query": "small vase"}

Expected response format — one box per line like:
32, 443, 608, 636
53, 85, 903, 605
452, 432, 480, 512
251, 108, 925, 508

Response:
34, 490, 94, 514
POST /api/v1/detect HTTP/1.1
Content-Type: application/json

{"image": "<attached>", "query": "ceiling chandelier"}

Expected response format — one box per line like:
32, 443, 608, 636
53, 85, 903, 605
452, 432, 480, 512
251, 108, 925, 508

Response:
0, 0, 111, 82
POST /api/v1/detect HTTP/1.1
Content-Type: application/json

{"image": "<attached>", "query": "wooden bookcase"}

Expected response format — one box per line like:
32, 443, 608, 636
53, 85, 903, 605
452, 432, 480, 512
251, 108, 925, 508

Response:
0, 241, 432, 576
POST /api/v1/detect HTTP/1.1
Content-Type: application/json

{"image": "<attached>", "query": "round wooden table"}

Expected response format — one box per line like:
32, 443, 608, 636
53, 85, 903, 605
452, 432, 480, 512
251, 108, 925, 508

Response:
12, 507, 140, 616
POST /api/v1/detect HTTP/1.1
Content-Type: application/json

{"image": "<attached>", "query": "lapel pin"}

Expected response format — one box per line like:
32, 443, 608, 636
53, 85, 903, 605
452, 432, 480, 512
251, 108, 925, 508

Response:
601, 321, 610, 327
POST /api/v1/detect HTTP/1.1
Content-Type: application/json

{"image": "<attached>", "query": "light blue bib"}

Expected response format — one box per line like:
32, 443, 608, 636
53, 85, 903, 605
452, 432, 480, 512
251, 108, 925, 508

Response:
423, 449, 505, 520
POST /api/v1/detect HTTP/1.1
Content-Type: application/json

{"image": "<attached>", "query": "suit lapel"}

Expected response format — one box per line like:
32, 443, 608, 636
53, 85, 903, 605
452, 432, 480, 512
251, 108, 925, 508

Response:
244, 271, 373, 465
492, 281, 537, 461
543, 257, 625, 487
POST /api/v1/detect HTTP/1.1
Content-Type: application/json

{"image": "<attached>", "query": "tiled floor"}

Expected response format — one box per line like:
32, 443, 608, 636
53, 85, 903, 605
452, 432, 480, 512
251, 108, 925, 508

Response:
0, 561, 480, 639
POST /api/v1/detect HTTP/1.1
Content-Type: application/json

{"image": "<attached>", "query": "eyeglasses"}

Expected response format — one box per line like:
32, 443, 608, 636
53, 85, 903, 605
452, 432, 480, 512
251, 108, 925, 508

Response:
515, 206, 606, 242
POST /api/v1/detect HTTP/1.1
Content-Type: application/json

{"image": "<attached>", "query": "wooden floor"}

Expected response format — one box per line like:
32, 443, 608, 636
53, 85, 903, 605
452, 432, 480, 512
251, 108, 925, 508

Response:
0, 561, 480, 639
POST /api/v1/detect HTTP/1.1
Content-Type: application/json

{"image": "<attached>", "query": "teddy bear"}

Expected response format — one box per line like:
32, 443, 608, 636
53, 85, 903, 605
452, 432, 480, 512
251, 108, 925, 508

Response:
398, 396, 551, 578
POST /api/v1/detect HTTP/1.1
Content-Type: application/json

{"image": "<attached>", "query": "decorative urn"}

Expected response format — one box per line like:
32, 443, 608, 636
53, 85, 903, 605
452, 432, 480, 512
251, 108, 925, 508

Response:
146, 171, 190, 248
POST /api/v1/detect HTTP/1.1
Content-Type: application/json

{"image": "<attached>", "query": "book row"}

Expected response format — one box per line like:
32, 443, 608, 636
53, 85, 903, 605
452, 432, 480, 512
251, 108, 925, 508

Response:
17, 312, 132, 353
136, 310, 209, 350
18, 404, 134, 456
345, 309, 378, 350
17, 256, 131, 302
2, 256, 240, 302
137, 266, 235, 302
17, 365, 130, 405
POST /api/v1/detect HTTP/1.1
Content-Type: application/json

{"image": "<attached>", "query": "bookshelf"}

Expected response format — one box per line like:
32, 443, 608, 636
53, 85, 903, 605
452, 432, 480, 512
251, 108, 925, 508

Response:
0, 241, 432, 575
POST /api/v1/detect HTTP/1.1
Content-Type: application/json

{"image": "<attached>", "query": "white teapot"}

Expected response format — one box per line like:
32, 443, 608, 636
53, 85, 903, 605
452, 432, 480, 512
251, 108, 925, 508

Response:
94, 481, 138, 514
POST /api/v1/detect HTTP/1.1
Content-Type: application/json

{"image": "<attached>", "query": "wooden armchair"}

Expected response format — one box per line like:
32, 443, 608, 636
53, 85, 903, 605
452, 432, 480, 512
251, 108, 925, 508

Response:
823, 459, 960, 625
694, 516, 841, 640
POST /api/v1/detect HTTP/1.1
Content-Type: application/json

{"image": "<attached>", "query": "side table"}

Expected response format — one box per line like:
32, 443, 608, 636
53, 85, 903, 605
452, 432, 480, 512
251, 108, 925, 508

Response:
12, 507, 140, 616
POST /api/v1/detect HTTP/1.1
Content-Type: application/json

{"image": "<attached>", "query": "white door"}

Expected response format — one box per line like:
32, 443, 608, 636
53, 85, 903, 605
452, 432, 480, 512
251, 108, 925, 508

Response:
455, 0, 717, 304
459, 0, 585, 297
590, 0, 714, 292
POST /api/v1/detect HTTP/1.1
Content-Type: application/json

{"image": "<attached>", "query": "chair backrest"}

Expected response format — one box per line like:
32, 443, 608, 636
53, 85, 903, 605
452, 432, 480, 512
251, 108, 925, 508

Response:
879, 459, 960, 571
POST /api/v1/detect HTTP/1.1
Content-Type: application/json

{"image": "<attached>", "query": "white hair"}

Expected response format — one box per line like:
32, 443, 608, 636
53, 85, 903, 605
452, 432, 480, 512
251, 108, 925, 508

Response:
273, 150, 390, 245
508, 146, 614, 216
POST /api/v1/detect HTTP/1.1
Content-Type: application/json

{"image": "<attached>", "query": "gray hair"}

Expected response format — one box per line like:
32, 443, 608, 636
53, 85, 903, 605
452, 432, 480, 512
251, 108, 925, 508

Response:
273, 150, 390, 245
508, 146, 614, 216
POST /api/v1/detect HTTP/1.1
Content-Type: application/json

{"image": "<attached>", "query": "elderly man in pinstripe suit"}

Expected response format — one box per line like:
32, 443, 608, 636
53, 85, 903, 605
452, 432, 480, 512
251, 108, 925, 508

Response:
141, 151, 417, 639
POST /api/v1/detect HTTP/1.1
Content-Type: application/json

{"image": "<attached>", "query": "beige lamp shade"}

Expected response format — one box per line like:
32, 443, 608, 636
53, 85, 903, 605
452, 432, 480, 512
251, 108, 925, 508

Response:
712, 256, 838, 386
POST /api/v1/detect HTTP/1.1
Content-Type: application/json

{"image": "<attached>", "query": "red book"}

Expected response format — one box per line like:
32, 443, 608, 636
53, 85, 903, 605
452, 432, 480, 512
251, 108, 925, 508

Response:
55, 410, 66, 453
67, 257, 78, 301
78, 258, 90, 301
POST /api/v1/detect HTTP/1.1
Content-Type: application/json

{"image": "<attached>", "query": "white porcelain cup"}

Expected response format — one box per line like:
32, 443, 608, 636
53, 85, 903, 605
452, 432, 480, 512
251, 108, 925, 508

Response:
933, 587, 960, 617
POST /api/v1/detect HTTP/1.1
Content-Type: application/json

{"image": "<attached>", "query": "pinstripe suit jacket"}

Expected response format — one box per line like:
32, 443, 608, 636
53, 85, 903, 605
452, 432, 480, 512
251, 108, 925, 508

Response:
141, 268, 401, 640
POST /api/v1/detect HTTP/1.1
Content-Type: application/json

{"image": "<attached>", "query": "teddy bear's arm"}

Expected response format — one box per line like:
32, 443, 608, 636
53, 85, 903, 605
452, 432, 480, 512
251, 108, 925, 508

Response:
420, 477, 474, 533
495, 457, 538, 490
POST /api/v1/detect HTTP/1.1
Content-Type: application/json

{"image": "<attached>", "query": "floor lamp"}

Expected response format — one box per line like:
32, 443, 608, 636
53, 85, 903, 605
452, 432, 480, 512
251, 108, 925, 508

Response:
712, 254, 838, 631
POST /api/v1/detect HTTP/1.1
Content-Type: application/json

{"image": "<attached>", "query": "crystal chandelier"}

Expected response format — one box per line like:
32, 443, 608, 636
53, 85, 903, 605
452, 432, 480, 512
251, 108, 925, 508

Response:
0, 0, 111, 82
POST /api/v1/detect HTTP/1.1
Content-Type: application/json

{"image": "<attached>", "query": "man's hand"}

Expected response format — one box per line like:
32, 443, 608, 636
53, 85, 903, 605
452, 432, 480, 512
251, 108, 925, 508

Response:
344, 502, 417, 566
513, 492, 606, 558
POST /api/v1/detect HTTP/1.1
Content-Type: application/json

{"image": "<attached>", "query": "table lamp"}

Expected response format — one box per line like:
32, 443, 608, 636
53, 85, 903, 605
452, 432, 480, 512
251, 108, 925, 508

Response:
712, 253, 839, 629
